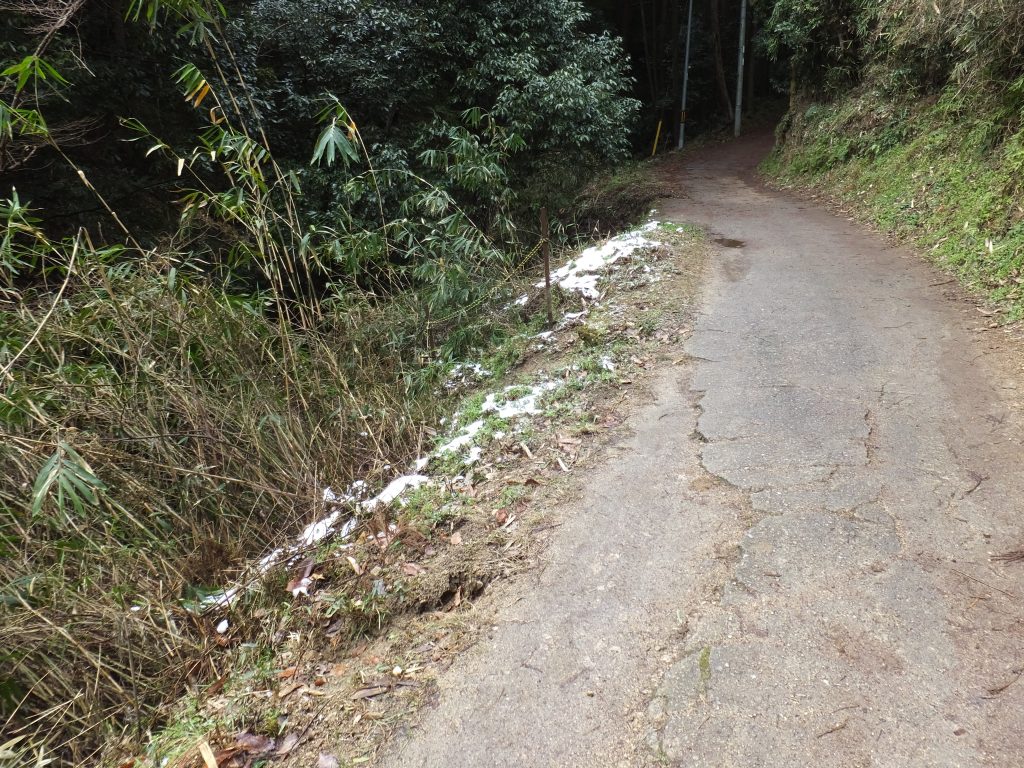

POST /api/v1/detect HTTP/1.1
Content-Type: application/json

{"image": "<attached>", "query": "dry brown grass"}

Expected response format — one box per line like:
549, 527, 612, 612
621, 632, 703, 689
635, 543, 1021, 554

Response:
0, 251, 455, 764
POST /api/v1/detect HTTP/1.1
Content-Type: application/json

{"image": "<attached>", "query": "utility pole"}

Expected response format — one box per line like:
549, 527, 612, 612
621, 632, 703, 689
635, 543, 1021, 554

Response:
733, 0, 748, 138
677, 0, 695, 149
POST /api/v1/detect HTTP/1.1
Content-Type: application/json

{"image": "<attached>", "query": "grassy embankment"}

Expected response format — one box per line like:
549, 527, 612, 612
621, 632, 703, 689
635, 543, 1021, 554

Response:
765, 87, 1024, 316
145, 215, 706, 768
0, 151, 671, 766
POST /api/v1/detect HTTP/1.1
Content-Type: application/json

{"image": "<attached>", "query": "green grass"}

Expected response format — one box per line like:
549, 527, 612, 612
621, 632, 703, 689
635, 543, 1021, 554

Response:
698, 645, 712, 695
0, 237, 547, 764
400, 486, 459, 531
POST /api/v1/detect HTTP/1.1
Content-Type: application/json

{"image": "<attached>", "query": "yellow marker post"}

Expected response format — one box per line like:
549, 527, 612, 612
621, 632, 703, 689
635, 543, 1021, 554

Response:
651, 119, 663, 158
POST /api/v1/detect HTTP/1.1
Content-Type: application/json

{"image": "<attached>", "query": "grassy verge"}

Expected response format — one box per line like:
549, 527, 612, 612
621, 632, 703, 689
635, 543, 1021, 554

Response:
573, 162, 675, 238
0, 254, 532, 764
765, 88, 1024, 318
0, 134, 704, 764
138, 220, 706, 768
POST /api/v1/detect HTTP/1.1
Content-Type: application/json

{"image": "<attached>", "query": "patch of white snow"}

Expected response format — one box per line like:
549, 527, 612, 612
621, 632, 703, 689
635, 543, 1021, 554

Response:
258, 549, 283, 573
438, 419, 485, 453
299, 509, 342, 547
537, 227, 661, 300
482, 381, 559, 419
445, 362, 493, 392
362, 474, 429, 510
199, 586, 239, 609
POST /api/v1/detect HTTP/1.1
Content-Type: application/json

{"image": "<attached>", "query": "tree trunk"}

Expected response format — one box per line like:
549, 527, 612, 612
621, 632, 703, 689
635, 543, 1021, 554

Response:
639, 1, 658, 105
789, 58, 797, 111
709, 0, 734, 123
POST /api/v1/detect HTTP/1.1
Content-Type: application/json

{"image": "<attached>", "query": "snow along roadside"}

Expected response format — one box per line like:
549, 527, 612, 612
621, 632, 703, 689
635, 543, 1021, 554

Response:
183, 220, 664, 623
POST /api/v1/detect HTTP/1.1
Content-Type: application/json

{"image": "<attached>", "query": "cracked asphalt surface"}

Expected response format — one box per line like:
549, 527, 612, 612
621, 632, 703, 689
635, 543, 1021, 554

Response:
378, 135, 1024, 767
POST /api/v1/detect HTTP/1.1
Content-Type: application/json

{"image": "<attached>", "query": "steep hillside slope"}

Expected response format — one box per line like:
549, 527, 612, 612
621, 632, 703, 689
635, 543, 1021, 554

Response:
764, 0, 1024, 316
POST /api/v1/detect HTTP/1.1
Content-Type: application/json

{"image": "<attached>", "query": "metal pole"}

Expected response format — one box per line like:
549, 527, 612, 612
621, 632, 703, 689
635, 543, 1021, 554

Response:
734, 0, 748, 138
677, 0, 695, 150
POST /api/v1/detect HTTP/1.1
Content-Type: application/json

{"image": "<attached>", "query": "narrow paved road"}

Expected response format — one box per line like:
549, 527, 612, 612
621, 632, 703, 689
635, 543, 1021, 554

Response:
380, 135, 1024, 767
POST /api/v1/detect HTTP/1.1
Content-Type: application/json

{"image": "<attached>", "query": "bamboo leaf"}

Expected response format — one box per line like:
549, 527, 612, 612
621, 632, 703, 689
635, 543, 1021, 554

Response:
30, 450, 61, 517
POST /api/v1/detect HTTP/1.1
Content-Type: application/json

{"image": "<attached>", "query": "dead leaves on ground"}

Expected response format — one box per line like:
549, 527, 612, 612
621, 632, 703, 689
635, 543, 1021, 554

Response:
191, 729, 340, 767
193, 731, 277, 768
402, 562, 428, 577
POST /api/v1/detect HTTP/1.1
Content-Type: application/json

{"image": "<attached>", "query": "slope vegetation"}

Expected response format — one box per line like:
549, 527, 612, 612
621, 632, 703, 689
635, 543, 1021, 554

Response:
764, 0, 1024, 316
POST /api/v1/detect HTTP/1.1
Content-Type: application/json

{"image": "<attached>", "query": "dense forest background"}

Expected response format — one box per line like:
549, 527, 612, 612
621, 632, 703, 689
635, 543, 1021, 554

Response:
2, 0, 777, 243
5, 0, 1023, 764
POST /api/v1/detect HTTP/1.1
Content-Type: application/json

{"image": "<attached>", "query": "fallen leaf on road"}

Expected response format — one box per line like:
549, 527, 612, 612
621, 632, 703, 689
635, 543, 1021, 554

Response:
325, 618, 344, 637
351, 685, 390, 700
277, 682, 304, 699
234, 731, 275, 754
346, 555, 363, 575
276, 666, 297, 680
402, 562, 427, 577
507, 476, 543, 487
205, 675, 229, 698
211, 748, 243, 767
276, 733, 300, 756
348, 640, 369, 657
286, 559, 316, 596
198, 741, 217, 768
318, 755, 340, 768
450, 532, 463, 546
